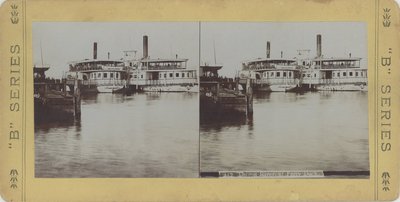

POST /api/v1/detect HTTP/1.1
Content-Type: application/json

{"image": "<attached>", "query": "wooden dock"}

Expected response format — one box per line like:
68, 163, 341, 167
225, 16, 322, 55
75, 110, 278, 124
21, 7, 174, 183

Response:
34, 66, 81, 123
200, 77, 253, 122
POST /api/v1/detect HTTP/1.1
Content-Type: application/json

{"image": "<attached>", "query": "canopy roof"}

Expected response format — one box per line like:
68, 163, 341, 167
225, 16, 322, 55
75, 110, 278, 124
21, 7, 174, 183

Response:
243, 58, 297, 64
200, 64, 223, 71
140, 58, 188, 63
313, 57, 362, 62
68, 59, 124, 65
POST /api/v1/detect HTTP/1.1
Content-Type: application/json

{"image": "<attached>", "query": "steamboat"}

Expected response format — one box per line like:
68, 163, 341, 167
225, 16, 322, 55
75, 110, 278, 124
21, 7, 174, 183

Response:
65, 42, 129, 93
300, 34, 368, 91
239, 41, 301, 92
238, 35, 367, 92
65, 36, 198, 94
128, 36, 198, 92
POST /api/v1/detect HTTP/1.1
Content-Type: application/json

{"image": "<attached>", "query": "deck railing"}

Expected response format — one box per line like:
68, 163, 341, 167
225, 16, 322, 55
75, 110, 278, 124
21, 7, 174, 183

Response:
318, 64, 360, 69
302, 77, 367, 84
255, 78, 300, 85
130, 78, 197, 86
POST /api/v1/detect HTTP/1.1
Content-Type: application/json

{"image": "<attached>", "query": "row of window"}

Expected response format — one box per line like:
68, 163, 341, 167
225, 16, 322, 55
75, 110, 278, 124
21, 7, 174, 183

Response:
90, 72, 120, 79
262, 71, 293, 78
333, 71, 366, 77
132, 72, 195, 79
302, 71, 367, 78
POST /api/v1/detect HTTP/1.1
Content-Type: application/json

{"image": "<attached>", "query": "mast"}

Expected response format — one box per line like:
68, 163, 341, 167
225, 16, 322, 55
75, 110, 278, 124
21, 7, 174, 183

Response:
213, 40, 217, 65
40, 39, 44, 66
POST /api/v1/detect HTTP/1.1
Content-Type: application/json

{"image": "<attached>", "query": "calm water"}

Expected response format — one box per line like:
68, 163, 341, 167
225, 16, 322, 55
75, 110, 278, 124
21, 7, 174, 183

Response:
200, 92, 369, 173
35, 92, 199, 178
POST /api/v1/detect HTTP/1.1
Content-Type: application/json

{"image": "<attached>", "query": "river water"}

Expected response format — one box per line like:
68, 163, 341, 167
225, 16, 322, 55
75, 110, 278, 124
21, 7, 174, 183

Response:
200, 91, 369, 175
35, 91, 369, 178
35, 92, 199, 178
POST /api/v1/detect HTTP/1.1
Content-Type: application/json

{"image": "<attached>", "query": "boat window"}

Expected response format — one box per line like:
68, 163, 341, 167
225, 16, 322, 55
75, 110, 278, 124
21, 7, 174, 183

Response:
276, 72, 280, 77
349, 72, 353, 77
103, 73, 107, 78
283, 72, 287, 77
176, 73, 179, 77
169, 73, 173, 78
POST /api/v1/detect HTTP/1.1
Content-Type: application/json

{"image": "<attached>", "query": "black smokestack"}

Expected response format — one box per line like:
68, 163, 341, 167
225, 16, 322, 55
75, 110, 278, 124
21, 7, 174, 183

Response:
143, 35, 148, 58
266, 41, 271, 58
93, 42, 97, 60
317, 34, 322, 58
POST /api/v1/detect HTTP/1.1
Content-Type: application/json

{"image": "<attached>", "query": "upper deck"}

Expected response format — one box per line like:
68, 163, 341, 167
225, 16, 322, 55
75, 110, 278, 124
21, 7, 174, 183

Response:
68, 59, 125, 72
310, 57, 362, 69
241, 58, 298, 71
140, 58, 188, 70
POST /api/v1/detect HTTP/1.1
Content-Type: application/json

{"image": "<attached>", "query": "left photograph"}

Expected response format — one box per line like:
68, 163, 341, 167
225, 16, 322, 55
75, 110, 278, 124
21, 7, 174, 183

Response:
33, 22, 199, 178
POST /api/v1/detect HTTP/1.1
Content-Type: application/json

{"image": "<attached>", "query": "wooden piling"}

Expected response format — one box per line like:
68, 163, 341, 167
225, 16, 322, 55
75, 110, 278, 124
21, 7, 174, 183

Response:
73, 79, 81, 120
246, 78, 253, 116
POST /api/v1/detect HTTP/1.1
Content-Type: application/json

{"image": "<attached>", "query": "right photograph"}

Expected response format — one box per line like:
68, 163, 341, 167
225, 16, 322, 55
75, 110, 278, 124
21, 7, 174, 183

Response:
199, 22, 369, 178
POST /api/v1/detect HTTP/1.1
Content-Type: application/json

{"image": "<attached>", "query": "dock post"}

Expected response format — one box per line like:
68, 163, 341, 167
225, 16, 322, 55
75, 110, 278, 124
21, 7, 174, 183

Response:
246, 78, 253, 116
62, 78, 67, 96
73, 79, 81, 120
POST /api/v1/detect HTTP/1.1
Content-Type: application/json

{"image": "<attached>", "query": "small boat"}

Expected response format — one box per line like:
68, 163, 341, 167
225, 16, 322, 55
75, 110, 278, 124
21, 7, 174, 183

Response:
269, 84, 298, 92
97, 85, 124, 93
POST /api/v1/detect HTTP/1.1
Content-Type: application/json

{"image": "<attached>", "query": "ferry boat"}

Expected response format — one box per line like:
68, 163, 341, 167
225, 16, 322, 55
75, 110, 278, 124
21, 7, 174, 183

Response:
65, 43, 129, 93
128, 36, 198, 92
300, 34, 368, 91
66, 58, 128, 93
239, 58, 301, 92
238, 41, 301, 92
300, 57, 367, 91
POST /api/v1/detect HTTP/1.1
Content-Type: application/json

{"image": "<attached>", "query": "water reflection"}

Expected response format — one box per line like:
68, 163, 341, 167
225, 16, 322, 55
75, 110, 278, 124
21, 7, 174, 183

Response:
35, 92, 199, 178
200, 91, 369, 175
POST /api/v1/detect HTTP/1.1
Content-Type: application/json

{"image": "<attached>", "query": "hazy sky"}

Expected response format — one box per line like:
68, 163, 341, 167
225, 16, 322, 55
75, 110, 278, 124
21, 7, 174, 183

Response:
33, 22, 366, 78
33, 22, 200, 78
201, 22, 367, 77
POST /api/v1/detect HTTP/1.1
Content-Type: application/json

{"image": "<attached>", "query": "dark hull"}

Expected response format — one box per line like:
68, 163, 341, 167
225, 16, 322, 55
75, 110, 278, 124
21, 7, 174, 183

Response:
200, 94, 248, 123
34, 97, 76, 123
